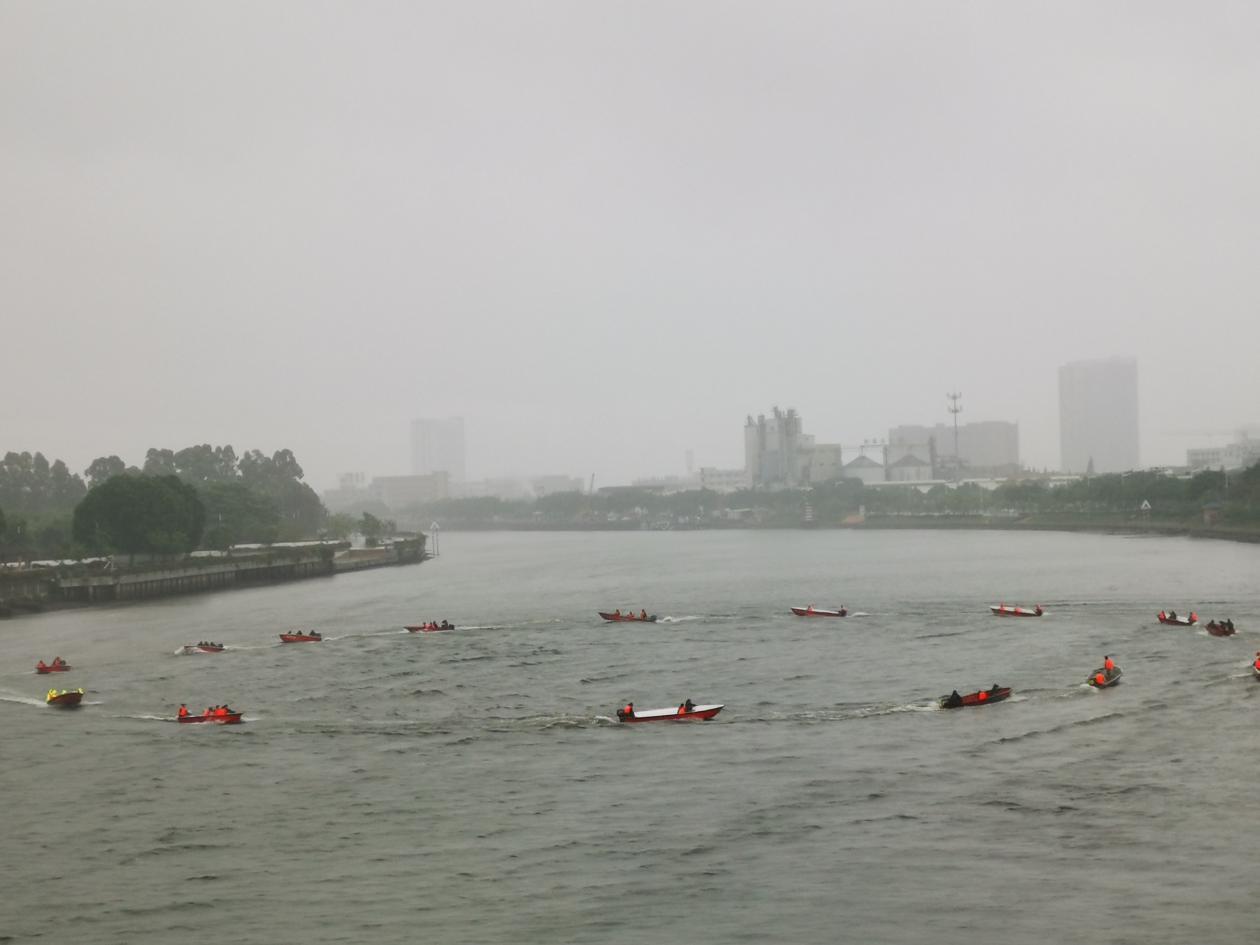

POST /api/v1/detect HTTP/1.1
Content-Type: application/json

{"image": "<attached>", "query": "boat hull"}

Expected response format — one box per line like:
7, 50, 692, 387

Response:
989, 606, 1041, 617
940, 687, 1012, 709
790, 607, 846, 618
182, 645, 224, 654
1087, 667, 1122, 688
279, 634, 322, 643
46, 691, 84, 708
1157, 615, 1196, 626
178, 712, 243, 724
405, 625, 454, 633
617, 704, 723, 722
598, 612, 657, 623
1206, 625, 1236, 637
35, 664, 71, 674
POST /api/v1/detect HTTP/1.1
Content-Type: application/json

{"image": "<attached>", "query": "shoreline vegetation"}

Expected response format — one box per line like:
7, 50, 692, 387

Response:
382, 463, 1260, 544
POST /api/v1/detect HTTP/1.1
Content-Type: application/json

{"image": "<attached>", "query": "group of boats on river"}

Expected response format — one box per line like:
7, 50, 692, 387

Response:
22, 603, 1257, 719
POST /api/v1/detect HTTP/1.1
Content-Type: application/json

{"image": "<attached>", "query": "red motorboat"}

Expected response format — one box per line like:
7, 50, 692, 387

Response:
790, 606, 848, 618
1157, 612, 1197, 626
405, 622, 455, 632
46, 688, 84, 708
598, 612, 658, 623
182, 643, 225, 655
279, 632, 322, 643
940, 686, 1011, 709
990, 604, 1043, 617
178, 710, 243, 724
616, 703, 723, 722
35, 660, 71, 674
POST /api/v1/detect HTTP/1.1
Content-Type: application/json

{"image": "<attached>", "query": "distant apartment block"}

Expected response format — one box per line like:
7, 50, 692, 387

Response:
1187, 436, 1260, 472
453, 475, 585, 500
888, 420, 1018, 473
372, 472, 450, 510
410, 417, 466, 481
1059, 357, 1139, 473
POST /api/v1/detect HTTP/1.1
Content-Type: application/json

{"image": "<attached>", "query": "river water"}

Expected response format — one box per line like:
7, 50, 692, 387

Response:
2, 530, 1259, 944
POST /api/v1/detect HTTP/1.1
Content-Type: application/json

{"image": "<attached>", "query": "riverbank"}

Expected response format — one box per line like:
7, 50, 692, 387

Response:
0, 537, 427, 617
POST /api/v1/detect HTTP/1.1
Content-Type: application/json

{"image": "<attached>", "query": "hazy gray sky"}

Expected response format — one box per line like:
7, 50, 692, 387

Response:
4, 2, 1258, 489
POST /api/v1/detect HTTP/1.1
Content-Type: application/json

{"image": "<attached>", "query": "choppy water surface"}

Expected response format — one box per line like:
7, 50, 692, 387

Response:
3, 530, 1260, 944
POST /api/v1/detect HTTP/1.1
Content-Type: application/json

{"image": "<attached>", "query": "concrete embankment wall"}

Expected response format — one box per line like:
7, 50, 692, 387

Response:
0, 536, 427, 614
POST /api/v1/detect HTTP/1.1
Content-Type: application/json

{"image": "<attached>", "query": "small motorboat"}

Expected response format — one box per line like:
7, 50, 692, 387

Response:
616, 703, 723, 722
182, 643, 225, 655
1157, 612, 1197, 626
989, 604, 1043, 617
405, 622, 455, 632
46, 688, 85, 708
598, 612, 658, 623
1205, 621, 1236, 637
790, 606, 848, 618
178, 710, 244, 725
279, 632, 322, 643
35, 660, 71, 674
1087, 666, 1123, 688
939, 686, 1012, 709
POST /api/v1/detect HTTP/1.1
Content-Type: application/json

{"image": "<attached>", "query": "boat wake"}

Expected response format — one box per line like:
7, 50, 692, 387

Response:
658, 615, 702, 623
0, 691, 46, 707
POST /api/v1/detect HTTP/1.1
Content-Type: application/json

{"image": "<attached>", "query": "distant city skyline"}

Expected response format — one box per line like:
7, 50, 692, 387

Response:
5, 6, 1260, 491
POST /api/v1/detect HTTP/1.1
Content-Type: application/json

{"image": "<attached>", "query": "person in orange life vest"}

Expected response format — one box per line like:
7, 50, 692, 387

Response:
623, 702, 634, 718
37, 660, 47, 671
1189, 611, 1198, 623
1104, 655, 1115, 673
1159, 610, 1166, 621
178, 704, 189, 718
1254, 652, 1260, 672
1094, 672, 1107, 686
977, 690, 988, 702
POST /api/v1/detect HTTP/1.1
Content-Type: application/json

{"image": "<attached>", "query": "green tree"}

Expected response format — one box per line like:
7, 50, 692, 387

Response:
85, 455, 127, 488
73, 475, 205, 556
199, 481, 281, 548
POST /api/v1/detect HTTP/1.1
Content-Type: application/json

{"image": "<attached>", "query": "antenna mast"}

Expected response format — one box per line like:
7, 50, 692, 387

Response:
946, 391, 962, 476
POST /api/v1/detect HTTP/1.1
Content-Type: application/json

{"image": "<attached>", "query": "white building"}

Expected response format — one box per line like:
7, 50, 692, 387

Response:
1059, 358, 1139, 474
699, 467, 750, 493
805, 444, 846, 484
371, 472, 450, 510
888, 420, 1018, 471
410, 417, 466, 482
843, 454, 885, 485
1187, 437, 1260, 472
745, 408, 809, 488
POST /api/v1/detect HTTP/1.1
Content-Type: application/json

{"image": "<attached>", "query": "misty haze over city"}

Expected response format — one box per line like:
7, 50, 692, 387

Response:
4, 4, 1259, 490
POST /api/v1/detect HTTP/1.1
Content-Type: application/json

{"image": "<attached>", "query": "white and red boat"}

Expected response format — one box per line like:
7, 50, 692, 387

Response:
616, 703, 723, 723
405, 622, 455, 632
1157, 612, 1196, 626
598, 612, 657, 623
790, 606, 847, 618
178, 710, 243, 725
990, 604, 1043, 617
279, 632, 322, 643
181, 643, 225, 654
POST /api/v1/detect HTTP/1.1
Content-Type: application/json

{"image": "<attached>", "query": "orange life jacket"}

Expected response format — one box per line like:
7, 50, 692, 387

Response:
1104, 658, 1114, 671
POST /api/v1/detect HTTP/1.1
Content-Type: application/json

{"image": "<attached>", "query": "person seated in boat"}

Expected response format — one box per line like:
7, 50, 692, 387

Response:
684, 699, 695, 711
944, 690, 963, 708
613, 609, 621, 618
1104, 655, 1115, 674
53, 656, 64, 666
1159, 611, 1166, 621
37, 660, 47, 670
622, 702, 634, 719
1094, 672, 1107, 686
1254, 652, 1260, 671
806, 604, 815, 614
640, 610, 648, 620
1227, 618, 1235, 631
1034, 605, 1043, 616
178, 704, 189, 718
1189, 612, 1198, 623
838, 606, 847, 617
1168, 610, 1177, 621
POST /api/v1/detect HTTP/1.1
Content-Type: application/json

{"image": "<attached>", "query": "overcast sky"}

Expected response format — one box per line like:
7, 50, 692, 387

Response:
4, 2, 1258, 490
